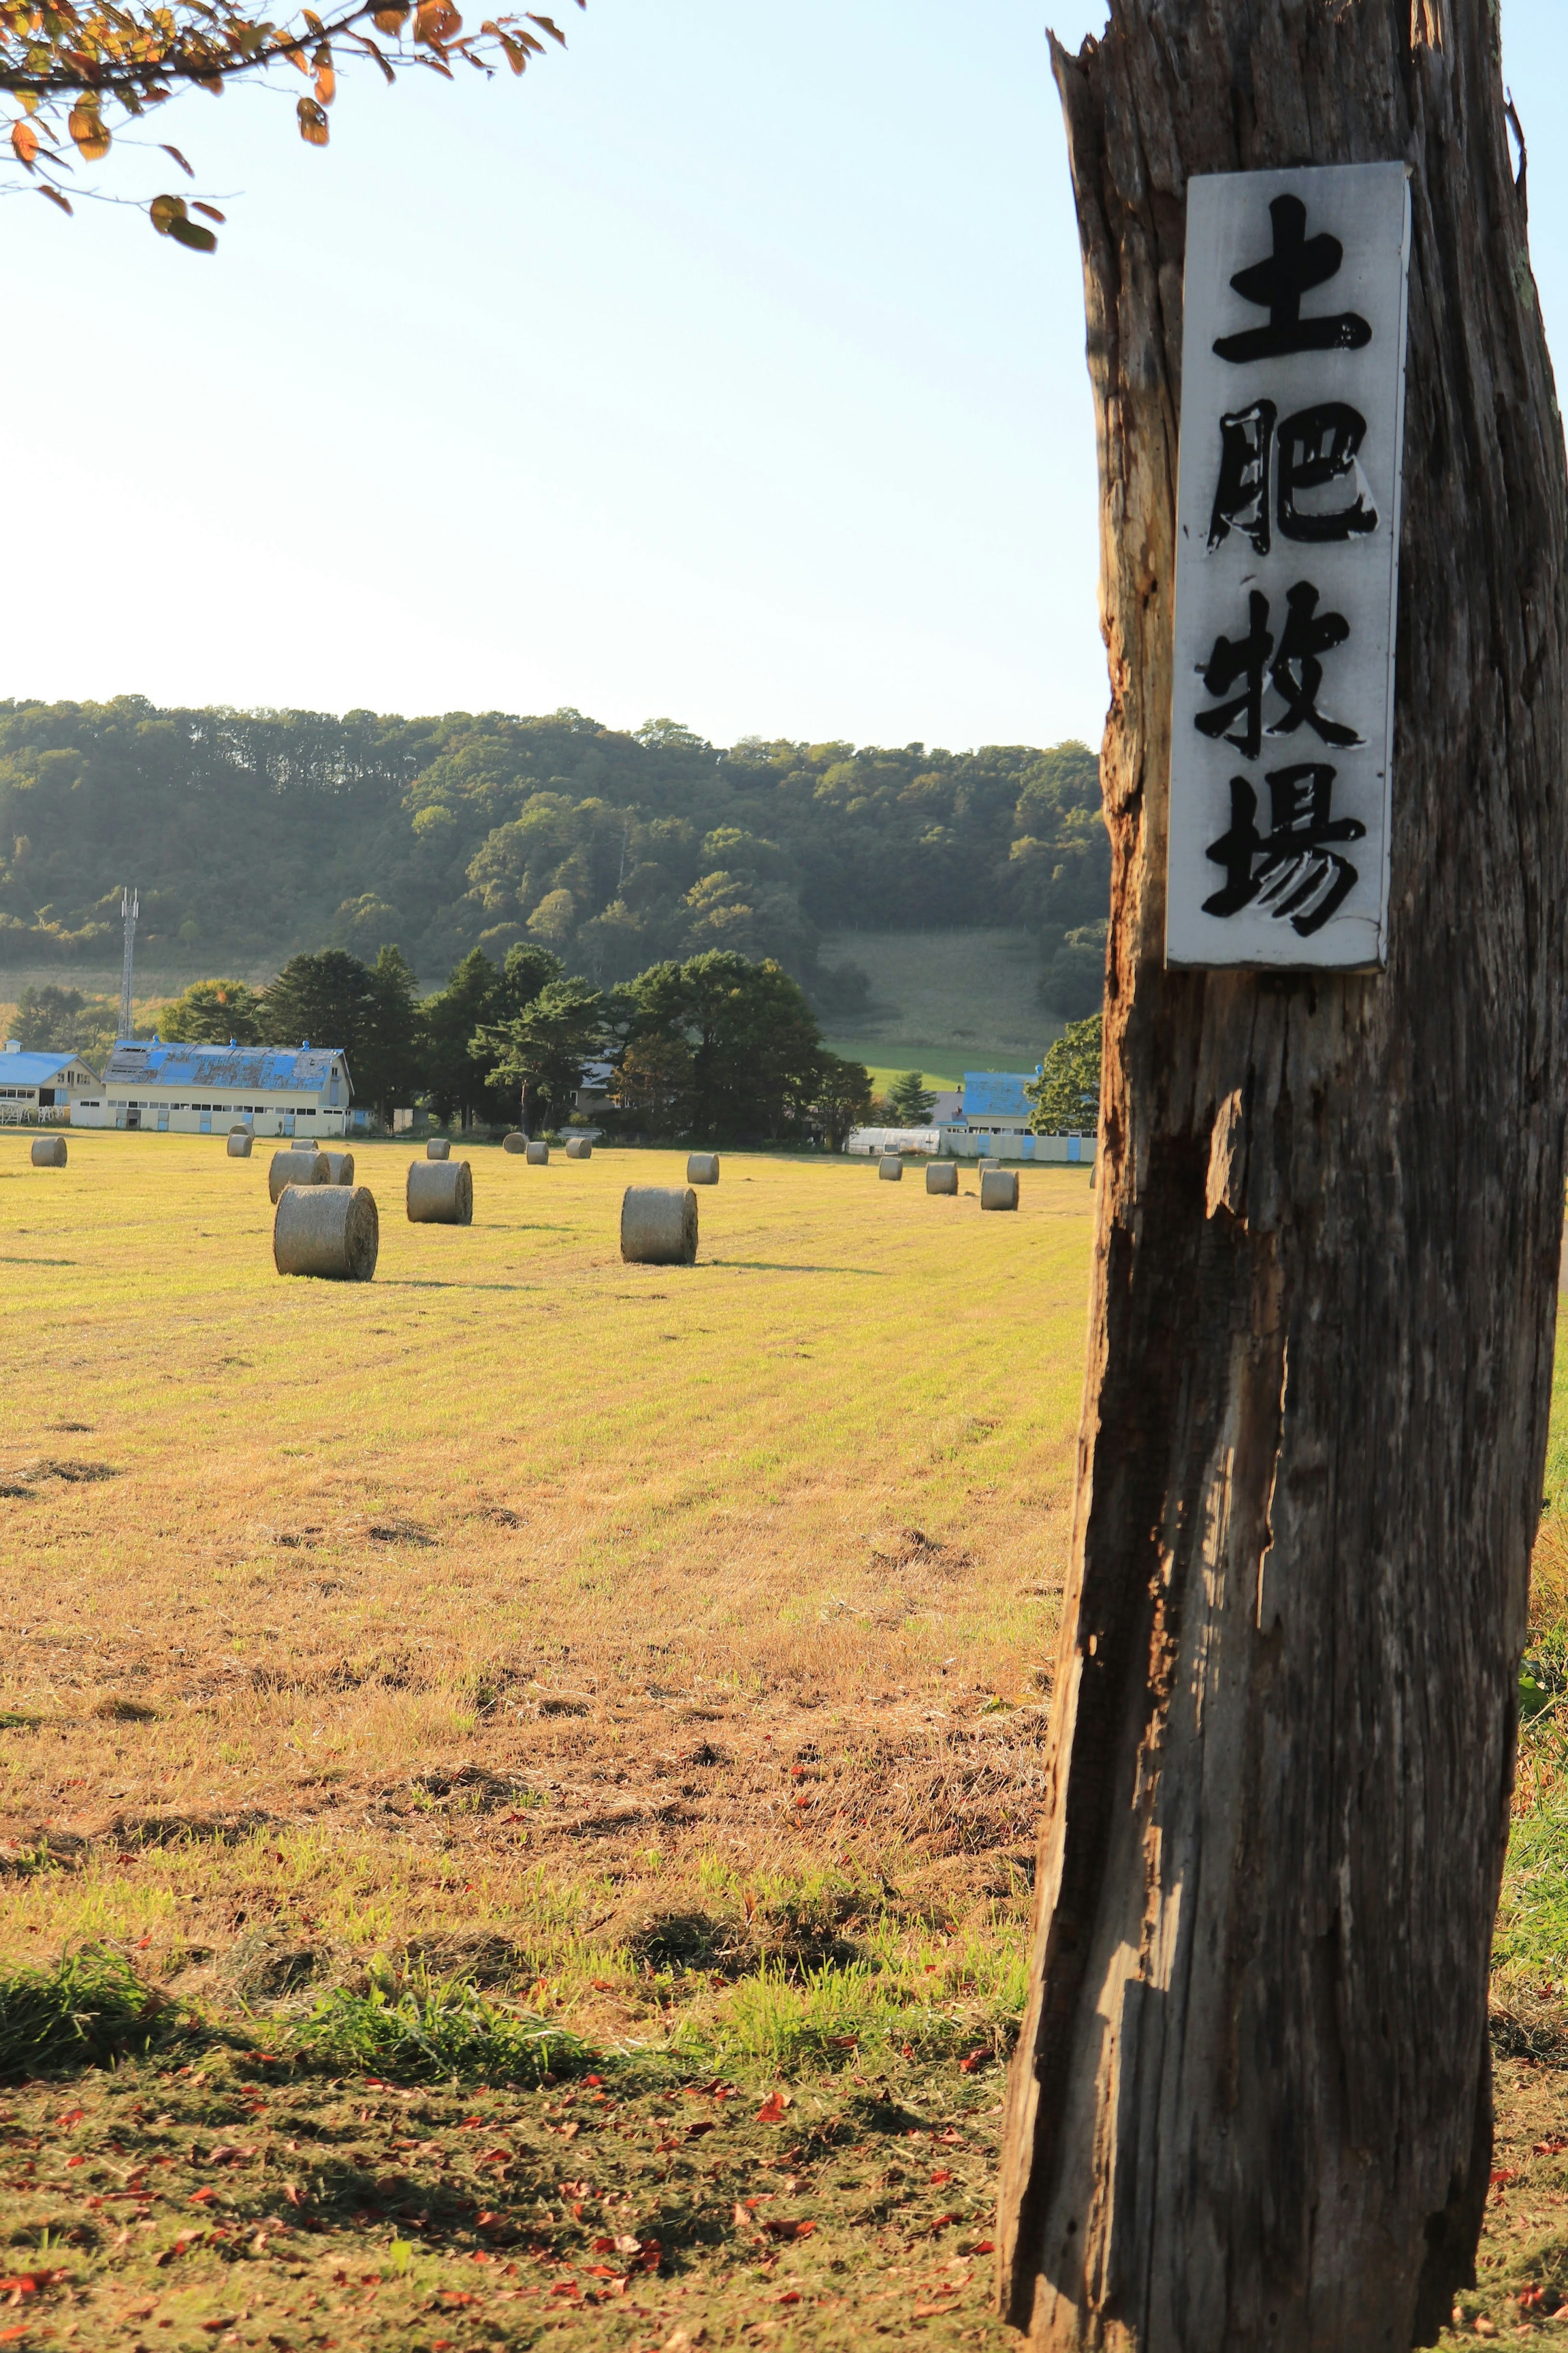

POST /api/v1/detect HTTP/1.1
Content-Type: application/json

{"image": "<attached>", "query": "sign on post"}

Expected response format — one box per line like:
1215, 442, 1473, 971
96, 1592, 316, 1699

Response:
1167, 163, 1411, 970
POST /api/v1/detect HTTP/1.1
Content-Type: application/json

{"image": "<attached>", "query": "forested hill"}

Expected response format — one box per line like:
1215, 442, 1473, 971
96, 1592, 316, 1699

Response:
0, 699, 1108, 1012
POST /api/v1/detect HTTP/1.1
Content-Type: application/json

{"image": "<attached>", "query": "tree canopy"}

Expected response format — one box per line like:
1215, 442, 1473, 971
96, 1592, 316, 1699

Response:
1026, 1012, 1101, 1134
0, 699, 1107, 1010
0, 0, 582, 248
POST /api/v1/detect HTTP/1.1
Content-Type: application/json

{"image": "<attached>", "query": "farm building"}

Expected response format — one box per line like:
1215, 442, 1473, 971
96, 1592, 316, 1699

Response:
0, 1042, 104, 1124
74, 1040, 355, 1138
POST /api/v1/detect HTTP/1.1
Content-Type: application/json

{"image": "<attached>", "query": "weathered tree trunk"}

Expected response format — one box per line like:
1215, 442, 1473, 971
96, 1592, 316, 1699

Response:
997, 5, 1568, 2346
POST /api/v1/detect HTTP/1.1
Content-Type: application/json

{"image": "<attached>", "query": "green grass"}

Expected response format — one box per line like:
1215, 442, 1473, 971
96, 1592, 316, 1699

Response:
819, 926, 1055, 1081
0, 1945, 167, 2081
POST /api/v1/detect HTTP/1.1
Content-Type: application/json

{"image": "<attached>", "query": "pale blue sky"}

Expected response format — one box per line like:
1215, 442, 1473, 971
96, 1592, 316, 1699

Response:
9, 2, 1564, 752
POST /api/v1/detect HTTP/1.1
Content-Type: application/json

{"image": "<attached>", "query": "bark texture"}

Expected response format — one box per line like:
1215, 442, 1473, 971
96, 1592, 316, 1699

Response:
997, 4, 1568, 2345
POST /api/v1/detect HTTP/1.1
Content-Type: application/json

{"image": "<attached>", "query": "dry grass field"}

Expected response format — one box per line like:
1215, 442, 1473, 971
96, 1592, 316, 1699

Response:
2, 1132, 1567, 2348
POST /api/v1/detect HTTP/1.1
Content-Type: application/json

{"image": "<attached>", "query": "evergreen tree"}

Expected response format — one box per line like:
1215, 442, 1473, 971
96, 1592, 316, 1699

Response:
475, 978, 605, 1135
884, 1070, 936, 1125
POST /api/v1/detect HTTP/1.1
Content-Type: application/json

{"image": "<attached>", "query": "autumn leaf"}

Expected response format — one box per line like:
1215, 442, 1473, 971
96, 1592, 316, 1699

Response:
370, 2, 409, 26
192, 200, 225, 221
755, 2090, 791, 2123
159, 141, 194, 174
312, 40, 334, 101
296, 94, 329, 144
10, 117, 38, 167
149, 189, 188, 232
67, 97, 110, 158
525, 11, 566, 40
414, 0, 460, 42
762, 2216, 816, 2242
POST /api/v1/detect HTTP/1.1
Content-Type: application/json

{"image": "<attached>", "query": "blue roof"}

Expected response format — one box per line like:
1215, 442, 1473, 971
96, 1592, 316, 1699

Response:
0, 1050, 94, 1085
963, 1070, 1033, 1119
101, 1041, 350, 1096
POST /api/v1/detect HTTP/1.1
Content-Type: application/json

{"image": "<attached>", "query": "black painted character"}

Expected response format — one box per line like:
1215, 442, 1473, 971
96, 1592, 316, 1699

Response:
1208, 401, 1378, 551
1194, 582, 1361, 756
1214, 194, 1371, 364
1203, 763, 1366, 937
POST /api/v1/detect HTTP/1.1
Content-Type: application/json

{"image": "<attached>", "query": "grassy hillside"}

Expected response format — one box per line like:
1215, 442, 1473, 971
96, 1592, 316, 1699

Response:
818, 928, 1054, 1091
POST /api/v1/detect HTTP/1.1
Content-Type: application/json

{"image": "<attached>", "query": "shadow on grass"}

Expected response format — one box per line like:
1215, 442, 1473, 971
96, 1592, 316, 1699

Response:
704, 1261, 891, 1276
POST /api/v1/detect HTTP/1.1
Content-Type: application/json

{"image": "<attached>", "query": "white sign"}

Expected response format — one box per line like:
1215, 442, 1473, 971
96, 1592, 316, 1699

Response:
1167, 164, 1411, 970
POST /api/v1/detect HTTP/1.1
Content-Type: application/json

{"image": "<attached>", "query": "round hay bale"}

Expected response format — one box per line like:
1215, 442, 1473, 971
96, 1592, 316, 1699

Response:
31, 1135, 67, 1168
268, 1147, 328, 1204
502, 1132, 526, 1154
322, 1150, 355, 1186
407, 1157, 473, 1225
226, 1130, 254, 1160
687, 1152, 720, 1185
878, 1153, 903, 1182
273, 1183, 379, 1280
565, 1137, 592, 1159
621, 1184, 698, 1266
980, 1167, 1019, 1212
426, 1136, 451, 1160
926, 1161, 958, 1195
526, 1140, 550, 1165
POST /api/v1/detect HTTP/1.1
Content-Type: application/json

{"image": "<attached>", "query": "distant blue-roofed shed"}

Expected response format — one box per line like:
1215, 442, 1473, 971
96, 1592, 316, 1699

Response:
0, 1042, 102, 1124
962, 1070, 1034, 1124
73, 1039, 355, 1139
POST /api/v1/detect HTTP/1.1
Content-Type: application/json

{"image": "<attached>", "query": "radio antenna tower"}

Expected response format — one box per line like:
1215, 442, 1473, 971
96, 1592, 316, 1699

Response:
118, 887, 139, 1042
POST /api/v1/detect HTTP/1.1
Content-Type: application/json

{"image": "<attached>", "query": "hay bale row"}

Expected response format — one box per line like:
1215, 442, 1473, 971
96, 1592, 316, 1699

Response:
687, 1152, 719, 1184
31, 1135, 67, 1167
274, 1183, 379, 1281
268, 1146, 327, 1202
621, 1184, 697, 1266
502, 1132, 526, 1154
227, 1130, 254, 1159
980, 1168, 1019, 1212
566, 1137, 592, 1160
407, 1158, 473, 1225
926, 1161, 958, 1195
526, 1140, 549, 1165
323, 1150, 355, 1186
878, 1153, 902, 1182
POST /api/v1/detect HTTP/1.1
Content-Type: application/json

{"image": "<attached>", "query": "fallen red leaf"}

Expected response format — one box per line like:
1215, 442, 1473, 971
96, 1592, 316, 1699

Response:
55, 2109, 85, 2128
65, 2153, 86, 2168
777, 2288, 801, 2304
756, 2091, 790, 2123
958, 2048, 989, 2074
929, 2167, 953, 2186
1536, 2138, 1568, 2155
971, 2238, 996, 2255
188, 2188, 216, 2205
763, 2217, 816, 2242
1491, 2168, 1522, 2188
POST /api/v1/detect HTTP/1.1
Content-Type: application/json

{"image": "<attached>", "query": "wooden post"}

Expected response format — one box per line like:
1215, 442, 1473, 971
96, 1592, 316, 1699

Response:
996, 4, 1568, 2345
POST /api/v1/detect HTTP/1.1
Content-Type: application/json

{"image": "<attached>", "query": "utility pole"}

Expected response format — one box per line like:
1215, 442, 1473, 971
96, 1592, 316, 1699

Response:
118, 888, 139, 1044
996, 4, 1568, 2345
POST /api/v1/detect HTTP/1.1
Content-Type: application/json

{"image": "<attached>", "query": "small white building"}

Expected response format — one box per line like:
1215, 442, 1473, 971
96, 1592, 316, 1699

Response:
0, 1042, 103, 1123
74, 1040, 354, 1138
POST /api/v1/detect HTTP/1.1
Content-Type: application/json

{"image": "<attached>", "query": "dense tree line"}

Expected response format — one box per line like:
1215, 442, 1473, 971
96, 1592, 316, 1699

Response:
148, 943, 873, 1146
0, 699, 1108, 1015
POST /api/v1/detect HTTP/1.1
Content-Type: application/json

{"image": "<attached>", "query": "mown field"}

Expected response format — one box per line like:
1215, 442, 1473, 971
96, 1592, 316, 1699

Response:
1, 1133, 1566, 2348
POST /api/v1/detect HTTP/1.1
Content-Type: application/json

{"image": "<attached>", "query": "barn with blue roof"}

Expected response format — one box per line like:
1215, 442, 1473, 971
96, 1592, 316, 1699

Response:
0, 1041, 104, 1125
74, 1039, 354, 1138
